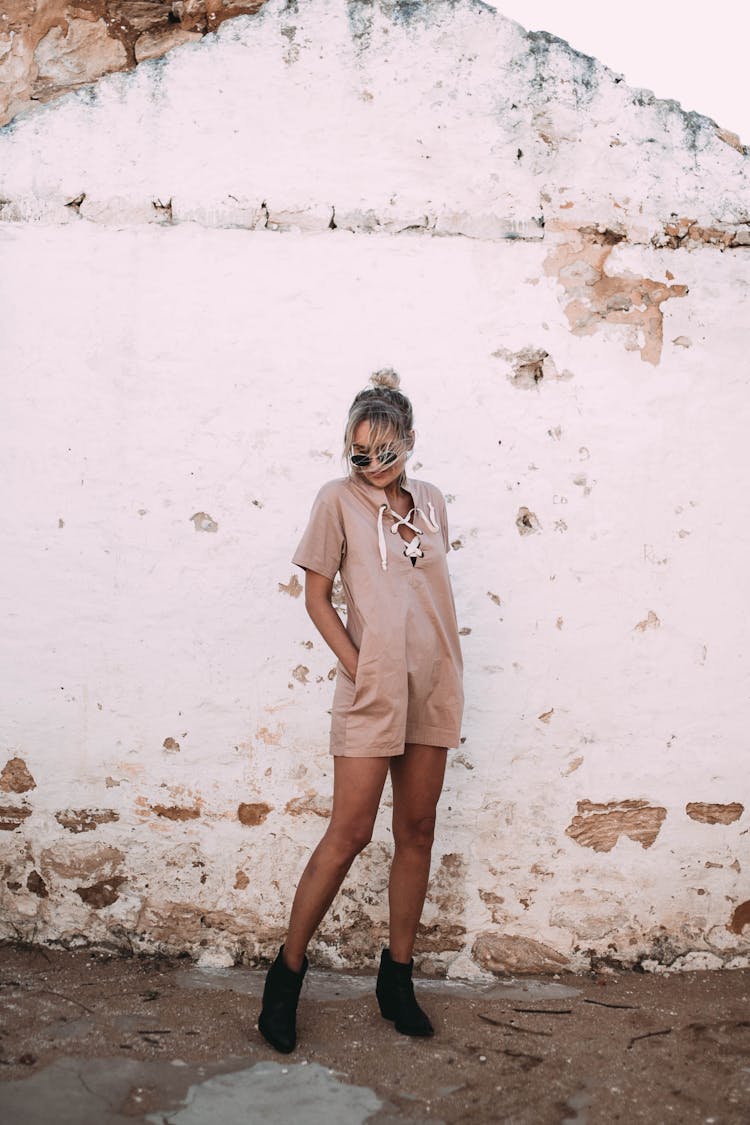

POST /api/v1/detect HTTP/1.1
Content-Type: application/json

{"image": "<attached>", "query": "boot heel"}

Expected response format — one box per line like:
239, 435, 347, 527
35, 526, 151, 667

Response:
376, 990, 397, 1021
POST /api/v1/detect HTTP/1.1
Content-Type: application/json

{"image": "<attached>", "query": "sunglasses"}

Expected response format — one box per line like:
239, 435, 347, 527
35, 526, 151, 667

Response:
349, 446, 400, 469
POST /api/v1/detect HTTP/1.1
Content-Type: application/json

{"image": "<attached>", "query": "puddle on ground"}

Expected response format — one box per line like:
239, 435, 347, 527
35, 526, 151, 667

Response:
0, 1054, 236, 1125
145, 1060, 382, 1125
0, 1056, 383, 1125
175, 967, 581, 1003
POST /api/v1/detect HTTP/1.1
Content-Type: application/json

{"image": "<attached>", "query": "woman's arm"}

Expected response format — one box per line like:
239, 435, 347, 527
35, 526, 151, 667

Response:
304, 570, 359, 681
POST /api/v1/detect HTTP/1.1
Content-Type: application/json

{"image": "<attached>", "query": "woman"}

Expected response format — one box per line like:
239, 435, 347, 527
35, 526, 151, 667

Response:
258, 369, 464, 1052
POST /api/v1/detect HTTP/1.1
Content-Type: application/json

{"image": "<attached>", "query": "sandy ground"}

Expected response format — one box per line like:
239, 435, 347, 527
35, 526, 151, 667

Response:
0, 943, 749, 1123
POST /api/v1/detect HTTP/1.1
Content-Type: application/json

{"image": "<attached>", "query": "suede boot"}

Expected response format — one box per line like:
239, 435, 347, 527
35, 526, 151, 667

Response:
376, 947, 434, 1037
258, 944, 308, 1053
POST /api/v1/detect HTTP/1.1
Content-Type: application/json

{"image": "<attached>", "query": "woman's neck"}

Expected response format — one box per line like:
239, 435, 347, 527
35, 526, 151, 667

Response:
384, 476, 410, 508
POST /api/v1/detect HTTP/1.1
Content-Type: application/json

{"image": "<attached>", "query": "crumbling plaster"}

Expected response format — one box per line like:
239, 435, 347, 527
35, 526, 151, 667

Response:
1, 0, 748, 975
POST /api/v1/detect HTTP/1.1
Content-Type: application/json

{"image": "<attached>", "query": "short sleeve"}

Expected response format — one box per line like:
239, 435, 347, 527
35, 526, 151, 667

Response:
292, 483, 346, 581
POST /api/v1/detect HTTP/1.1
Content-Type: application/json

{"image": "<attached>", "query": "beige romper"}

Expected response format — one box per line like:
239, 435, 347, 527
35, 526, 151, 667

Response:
292, 473, 464, 757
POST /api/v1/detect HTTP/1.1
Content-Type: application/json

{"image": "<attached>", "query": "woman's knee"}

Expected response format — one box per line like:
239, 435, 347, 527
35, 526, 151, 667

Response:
324, 822, 374, 863
393, 813, 436, 852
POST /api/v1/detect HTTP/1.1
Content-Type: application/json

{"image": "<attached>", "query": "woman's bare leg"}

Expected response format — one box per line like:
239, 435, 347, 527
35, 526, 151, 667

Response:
283, 755, 390, 971
387, 744, 448, 963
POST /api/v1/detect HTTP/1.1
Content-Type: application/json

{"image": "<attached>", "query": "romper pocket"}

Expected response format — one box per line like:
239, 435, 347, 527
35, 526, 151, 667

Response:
347, 629, 385, 715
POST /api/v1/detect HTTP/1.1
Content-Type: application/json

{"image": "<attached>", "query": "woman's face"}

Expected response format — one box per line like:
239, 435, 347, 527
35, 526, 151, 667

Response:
351, 419, 412, 490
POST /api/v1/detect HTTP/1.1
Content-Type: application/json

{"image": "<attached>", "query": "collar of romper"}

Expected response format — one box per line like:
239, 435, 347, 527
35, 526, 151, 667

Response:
347, 474, 439, 572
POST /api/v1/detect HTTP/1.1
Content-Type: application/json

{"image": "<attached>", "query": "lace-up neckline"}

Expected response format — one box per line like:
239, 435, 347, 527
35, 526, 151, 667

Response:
376, 499, 440, 571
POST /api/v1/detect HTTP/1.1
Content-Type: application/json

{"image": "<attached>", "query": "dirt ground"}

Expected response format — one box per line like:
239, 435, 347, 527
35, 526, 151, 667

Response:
0, 943, 749, 1124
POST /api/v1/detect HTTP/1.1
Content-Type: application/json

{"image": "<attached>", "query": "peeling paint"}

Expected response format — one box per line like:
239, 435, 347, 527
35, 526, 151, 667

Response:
55, 808, 120, 833
150, 804, 201, 821
565, 799, 667, 852
41, 845, 125, 880
285, 792, 332, 819
237, 801, 272, 826
74, 875, 127, 908
653, 217, 750, 250
26, 870, 48, 898
686, 802, 744, 825
728, 900, 750, 934
0, 757, 36, 793
545, 227, 688, 364
190, 511, 218, 532
0, 804, 33, 831
278, 574, 303, 597
492, 345, 573, 388
516, 507, 541, 535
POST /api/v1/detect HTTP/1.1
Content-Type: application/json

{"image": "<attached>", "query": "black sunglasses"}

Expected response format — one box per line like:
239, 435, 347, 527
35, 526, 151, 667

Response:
349, 446, 399, 469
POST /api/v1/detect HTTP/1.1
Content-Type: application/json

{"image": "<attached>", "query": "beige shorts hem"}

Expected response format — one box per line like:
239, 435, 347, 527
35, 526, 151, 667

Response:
330, 745, 406, 758
404, 725, 460, 749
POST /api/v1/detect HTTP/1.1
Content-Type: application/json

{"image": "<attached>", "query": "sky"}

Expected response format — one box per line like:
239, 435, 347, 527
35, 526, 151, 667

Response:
487, 1, 749, 143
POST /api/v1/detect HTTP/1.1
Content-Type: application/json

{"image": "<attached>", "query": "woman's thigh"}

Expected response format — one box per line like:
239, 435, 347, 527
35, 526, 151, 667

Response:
328, 755, 391, 840
390, 744, 448, 834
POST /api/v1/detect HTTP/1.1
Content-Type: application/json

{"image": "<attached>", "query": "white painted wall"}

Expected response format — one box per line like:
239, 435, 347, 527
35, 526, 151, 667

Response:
1, 0, 748, 974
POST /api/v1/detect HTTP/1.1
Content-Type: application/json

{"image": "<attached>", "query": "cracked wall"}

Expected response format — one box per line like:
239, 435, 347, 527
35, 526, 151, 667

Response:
1, 0, 749, 976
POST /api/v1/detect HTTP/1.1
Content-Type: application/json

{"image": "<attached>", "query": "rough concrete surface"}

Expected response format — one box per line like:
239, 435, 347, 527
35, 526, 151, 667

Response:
1, 945, 749, 1123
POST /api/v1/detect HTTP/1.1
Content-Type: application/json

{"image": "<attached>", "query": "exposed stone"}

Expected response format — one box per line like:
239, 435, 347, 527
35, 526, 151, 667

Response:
190, 511, 218, 532
0, 1, 268, 128
41, 844, 125, 880
653, 217, 747, 251
75, 875, 127, 907
492, 346, 573, 388
545, 226, 688, 365
728, 900, 750, 934
284, 792, 332, 818
516, 507, 541, 535
0, 757, 36, 793
134, 25, 202, 64
278, 574, 303, 598
55, 808, 120, 833
472, 932, 569, 974
26, 870, 48, 898
150, 804, 201, 820
0, 804, 33, 831
33, 19, 128, 98
237, 801, 272, 826
416, 922, 466, 952
686, 802, 744, 825
565, 799, 667, 852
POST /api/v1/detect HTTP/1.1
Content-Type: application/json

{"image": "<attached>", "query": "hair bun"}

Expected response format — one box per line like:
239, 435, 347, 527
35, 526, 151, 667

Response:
370, 367, 401, 391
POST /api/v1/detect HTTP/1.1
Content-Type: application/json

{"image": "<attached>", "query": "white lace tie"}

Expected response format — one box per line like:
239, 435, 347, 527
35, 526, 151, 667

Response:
377, 502, 440, 571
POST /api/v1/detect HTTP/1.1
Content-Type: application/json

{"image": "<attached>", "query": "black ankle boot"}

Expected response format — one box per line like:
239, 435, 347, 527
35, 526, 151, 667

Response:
376, 947, 434, 1037
258, 944, 308, 1053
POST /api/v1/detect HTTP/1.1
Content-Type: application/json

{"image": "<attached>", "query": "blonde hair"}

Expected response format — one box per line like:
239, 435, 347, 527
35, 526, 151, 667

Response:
343, 369, 414, 485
